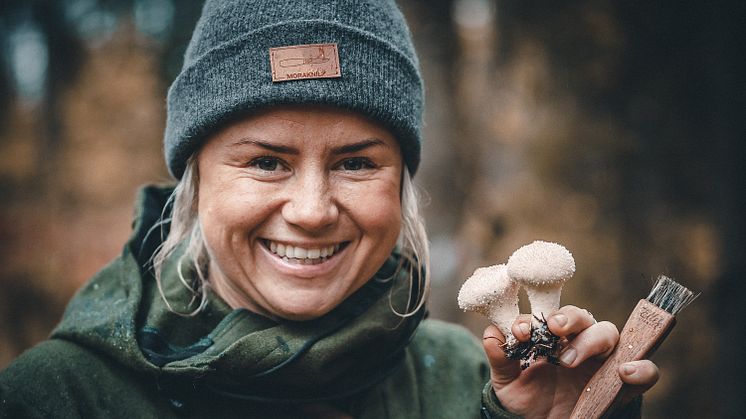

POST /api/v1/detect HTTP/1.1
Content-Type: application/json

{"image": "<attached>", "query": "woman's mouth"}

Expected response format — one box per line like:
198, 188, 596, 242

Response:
262, 239, 348, 265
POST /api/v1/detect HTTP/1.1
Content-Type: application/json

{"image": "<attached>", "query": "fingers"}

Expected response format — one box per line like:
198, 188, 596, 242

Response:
546, 305, 597, 337
511, 314, 534, 342
619, 360, 659, 389
556, 321, 619, 368
617, 360, 660, 405
510, 305, 616, 368
483, 324, 521, 388
510, 305, 597, 343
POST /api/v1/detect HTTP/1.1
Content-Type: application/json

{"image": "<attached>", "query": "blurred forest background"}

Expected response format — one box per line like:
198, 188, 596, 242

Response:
1, 0, 744, 417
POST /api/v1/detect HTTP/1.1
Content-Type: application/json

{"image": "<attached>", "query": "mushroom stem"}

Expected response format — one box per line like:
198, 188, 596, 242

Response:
484, 291, 520, 338
524, 282, 564, 326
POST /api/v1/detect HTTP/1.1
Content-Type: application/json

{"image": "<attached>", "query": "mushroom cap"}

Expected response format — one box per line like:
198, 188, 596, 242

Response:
458, 264, 516, 311
506, 240, 575, 286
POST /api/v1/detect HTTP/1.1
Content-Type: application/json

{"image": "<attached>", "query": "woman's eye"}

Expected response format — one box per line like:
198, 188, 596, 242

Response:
341, 157, 374, 171
251, 157, 281, 171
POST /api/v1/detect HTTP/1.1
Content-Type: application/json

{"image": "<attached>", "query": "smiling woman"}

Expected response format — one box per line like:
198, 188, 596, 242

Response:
188, 106, 407, 321
0, 0, 658, 418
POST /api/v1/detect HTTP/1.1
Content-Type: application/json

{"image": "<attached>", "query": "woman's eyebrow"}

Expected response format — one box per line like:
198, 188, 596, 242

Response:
229, 137, 385, 154
332, 138, 386, 155
230, 138, 299, 154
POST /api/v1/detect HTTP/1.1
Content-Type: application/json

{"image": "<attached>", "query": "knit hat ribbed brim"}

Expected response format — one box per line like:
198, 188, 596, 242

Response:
164, 0, 424, 179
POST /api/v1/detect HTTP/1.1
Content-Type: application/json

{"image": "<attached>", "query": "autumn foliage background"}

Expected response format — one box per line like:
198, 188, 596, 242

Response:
1, 1, 744, 417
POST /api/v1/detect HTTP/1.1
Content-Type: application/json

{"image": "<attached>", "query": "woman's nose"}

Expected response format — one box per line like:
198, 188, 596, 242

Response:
281, 175, 339, 232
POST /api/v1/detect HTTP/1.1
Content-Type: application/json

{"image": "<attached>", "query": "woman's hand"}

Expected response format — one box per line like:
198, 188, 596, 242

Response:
483, 305, 659, 419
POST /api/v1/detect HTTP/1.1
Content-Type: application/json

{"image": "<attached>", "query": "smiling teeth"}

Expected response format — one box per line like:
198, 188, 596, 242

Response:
267, 241, 340, 261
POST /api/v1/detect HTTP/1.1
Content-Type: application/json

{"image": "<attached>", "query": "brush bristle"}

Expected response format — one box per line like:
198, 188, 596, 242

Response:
645, 275, 698, 315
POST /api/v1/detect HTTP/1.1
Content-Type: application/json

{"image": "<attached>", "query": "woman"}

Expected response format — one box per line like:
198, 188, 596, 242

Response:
0, 0, 658, 417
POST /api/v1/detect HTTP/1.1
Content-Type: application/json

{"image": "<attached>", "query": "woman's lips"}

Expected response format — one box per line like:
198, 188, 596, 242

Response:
259, 239, 350, 277
263, 239, 344, 264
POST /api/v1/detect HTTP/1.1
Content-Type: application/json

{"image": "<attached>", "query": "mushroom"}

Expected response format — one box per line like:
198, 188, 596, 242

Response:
506, 240, 575, 326
458, 264, 520, 339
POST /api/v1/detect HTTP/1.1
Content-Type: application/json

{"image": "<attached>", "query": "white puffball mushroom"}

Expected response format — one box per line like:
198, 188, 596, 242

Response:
458, 264, 520, 338
507, 240, 575, 325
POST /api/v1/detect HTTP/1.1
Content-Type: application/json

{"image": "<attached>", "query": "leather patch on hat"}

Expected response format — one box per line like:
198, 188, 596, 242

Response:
269, 43, 341, 82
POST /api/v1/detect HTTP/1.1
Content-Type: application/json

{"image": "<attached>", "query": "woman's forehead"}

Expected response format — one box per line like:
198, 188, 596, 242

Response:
209, 105, 400, 150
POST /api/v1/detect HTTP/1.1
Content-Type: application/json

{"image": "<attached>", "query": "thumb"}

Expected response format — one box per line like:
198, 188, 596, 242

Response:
483, 324, 521, 389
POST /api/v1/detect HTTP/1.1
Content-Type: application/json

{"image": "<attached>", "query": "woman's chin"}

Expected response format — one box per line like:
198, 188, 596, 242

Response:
268, 295, 337, 321
274, 308, 331, 322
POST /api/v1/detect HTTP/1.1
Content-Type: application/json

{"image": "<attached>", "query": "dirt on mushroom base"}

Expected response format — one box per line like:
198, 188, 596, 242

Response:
501, 314, 562, 369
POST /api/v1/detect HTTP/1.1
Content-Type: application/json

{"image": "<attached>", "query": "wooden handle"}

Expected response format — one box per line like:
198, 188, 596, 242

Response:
570, 300, 676, 419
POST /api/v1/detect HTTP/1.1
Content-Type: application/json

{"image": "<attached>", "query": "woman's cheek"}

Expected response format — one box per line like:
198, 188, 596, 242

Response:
213, 183, 276, 223
348, 185, 401, 234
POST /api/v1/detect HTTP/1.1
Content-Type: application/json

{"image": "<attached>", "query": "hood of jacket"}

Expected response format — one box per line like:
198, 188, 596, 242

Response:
51, 185, 425, 403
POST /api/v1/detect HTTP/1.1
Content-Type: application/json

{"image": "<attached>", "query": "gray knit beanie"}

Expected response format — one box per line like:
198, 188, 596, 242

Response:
164, 0, 424, 179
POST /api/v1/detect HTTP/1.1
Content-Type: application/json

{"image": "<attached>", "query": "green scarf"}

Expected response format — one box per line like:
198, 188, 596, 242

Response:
52, 185, 425, 405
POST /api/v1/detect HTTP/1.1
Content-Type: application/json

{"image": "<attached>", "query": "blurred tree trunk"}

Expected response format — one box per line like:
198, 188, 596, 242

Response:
0, 43, 11, 134
709, 1, 746, 417
30, 0, 83, 188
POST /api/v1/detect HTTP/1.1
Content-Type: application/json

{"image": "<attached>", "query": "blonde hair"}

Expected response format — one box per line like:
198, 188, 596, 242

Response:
151, 157, 430, 317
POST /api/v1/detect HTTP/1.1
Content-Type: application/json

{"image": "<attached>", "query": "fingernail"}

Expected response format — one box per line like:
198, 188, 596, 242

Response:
551, 314, 568, 327
560, 347, 577, 366
622, 364, 637, 375
518, 322, 530, 336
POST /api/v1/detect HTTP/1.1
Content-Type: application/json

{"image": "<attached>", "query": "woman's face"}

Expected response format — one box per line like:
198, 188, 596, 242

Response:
197, 106, 403, 320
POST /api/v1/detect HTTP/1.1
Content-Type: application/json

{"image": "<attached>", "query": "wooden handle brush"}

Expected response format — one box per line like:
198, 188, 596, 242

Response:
570, 275, 697, 419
